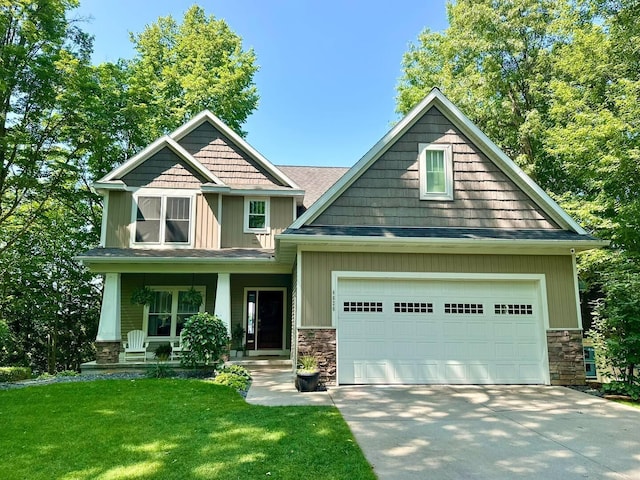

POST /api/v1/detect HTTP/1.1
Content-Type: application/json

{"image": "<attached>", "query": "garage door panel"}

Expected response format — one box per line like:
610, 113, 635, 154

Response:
337, 278, 547, 385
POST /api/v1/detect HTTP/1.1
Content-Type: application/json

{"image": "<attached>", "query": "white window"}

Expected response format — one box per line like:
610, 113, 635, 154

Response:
418, 143, 453, 200
133, 193, 194, 246
144, 286, 205, 338
244, 197, 270, 233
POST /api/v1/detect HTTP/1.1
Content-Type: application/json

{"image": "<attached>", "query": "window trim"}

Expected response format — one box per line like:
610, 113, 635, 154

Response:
130, 190, 197, 248
418, 143, 453, 201
243, 197, 270, 233
142, 285, 206, 340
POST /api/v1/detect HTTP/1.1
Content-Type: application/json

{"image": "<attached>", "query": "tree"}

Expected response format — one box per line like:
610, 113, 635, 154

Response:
397, 0, 594, 193
127, 5, 259, 144
0, 0, 93, 254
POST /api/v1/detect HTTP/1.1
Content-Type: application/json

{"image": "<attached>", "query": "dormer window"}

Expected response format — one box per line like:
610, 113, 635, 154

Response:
133, 192, 194, 246
244, 197, 270, 233
418, 143, 453, 201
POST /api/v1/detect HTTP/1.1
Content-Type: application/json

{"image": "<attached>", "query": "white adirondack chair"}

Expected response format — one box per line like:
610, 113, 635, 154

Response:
171, 331, 189, 360
124, 330, 149, 362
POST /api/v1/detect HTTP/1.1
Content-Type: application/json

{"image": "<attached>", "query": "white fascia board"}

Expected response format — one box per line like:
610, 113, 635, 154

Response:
73, 255, 275, 264
170, 110, 302, 190
432, 93, 587, 234
276, 233, 608, 252
98, 136, 225, 186
93, 180, 127, 192
289, 89, 443, 229
201, 185, 305, 197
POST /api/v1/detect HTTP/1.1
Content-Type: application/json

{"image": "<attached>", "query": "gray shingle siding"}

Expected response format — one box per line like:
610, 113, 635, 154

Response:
120, 147, 206, 188
178, 122, 283, 186
312, 107, 558, 229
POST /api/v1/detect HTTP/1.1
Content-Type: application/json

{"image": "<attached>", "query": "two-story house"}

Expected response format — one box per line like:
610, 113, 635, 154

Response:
79, 89, 606, 385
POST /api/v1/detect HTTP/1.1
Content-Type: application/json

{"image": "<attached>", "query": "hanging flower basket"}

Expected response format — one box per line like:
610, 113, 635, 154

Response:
182, 287, 203, 307
131, 286, 155, 306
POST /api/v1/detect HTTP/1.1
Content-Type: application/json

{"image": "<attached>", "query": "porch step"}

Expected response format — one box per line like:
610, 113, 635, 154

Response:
229, 357, 292, 371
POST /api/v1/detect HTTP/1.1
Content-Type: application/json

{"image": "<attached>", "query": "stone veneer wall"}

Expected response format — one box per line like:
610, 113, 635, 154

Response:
547, 330, 586, 386
95, 341, 121, 364
297, 329, 336, 386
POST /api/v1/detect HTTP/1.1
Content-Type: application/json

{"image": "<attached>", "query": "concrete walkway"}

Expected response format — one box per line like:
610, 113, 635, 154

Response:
246, 370, 640, 480
245, 368, 333, 406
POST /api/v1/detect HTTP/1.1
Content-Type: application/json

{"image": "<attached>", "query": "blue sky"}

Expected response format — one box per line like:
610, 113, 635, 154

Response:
73, 1, 448, 167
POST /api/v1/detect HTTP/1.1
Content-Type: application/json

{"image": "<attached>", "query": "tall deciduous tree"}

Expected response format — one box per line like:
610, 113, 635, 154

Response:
0, 0, 93, 253
127, 5, 259, 143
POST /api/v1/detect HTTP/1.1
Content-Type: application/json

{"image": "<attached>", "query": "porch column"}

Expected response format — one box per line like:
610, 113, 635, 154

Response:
214, 273, 232, 334
96, 273, 122, 364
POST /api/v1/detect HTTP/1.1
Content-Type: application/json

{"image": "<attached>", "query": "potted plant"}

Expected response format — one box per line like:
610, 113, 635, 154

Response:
295, 355, 320, 392
182, 287, 203, 307
154, 343, 172, 361
231, 323, 245, 358
131, 286, 155, 306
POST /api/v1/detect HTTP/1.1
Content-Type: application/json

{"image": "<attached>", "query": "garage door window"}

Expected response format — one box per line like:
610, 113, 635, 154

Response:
495, 304, 533, 315
444, 303, 484, 314
394, 302, 433, 313
343, 301, 383, 312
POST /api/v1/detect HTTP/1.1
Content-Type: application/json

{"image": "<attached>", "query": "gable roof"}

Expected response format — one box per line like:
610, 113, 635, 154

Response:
98, 135, 223, 186
277, 165, 349, 208
97, 110, 301, 192
288, 88, 587, 235
170, 110, 301, 190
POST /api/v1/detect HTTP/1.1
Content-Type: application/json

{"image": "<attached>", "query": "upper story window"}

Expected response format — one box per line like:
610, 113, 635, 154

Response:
418, 143, 453, 201
244, 197, 270, 233
133, 192, 194, 246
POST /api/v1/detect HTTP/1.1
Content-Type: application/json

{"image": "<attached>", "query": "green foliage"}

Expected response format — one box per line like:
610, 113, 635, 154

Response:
126, 5, 259, 141
0, 366, 32, 382
217, 364, 252, 381
154, 343, 173, 360
56, 370, 79, 377
146, 362, 175, 379
602, 381, 640, 401
131, 286, 155, 306
181, 287, 203, 307
297, 355, 319, 373
212, 371, 250, 393
180, 313, 230, 368
231, 323, 245, 349
589, 274, 640, 387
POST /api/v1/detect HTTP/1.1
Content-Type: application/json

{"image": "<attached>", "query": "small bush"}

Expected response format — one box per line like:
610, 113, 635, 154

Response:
0, 366, 32, 382
217, 364, 252, 381
213, 371, 250, 392
57, 370, 79, 377
180, 313, 229, 368
602, 381, 640, 400
154, 343, 172, 360
146, 362, 175, 379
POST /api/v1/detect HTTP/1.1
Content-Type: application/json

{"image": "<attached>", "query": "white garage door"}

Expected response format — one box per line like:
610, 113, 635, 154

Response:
336, 277, 548, 385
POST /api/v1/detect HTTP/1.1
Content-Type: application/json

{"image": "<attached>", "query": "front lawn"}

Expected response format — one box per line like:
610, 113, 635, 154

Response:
0, 379, 375, 479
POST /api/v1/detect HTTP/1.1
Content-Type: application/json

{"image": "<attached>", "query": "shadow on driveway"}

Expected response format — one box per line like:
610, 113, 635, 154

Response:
329, 385, 640, 480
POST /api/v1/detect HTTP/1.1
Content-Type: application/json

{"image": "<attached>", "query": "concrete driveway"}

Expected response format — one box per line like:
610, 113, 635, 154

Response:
329, 385, 640, 480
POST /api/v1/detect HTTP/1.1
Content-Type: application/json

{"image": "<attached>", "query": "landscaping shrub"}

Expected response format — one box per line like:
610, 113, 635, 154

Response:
602, 381, 640, 400
180, 313, 229, 368
213, 371, 250, 392
217, 364, 252, 381
57, 370, 79, 377
146, 362, 175, 379
0, 366, 32, 382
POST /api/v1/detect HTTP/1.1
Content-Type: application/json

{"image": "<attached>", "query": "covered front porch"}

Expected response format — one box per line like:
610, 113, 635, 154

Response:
79, 250, 294, 371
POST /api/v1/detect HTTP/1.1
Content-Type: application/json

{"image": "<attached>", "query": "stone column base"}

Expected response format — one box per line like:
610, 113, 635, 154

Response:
297, 329, 337, 386
547, 330, 586, 386
96, 341, 121, 364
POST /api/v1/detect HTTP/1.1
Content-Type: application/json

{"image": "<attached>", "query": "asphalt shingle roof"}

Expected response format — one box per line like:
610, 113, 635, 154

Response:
277, 165, 349, 209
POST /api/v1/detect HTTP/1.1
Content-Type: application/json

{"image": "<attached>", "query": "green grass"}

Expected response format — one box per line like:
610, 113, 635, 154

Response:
613, 399, 640, 409
0, 379, 375, 480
